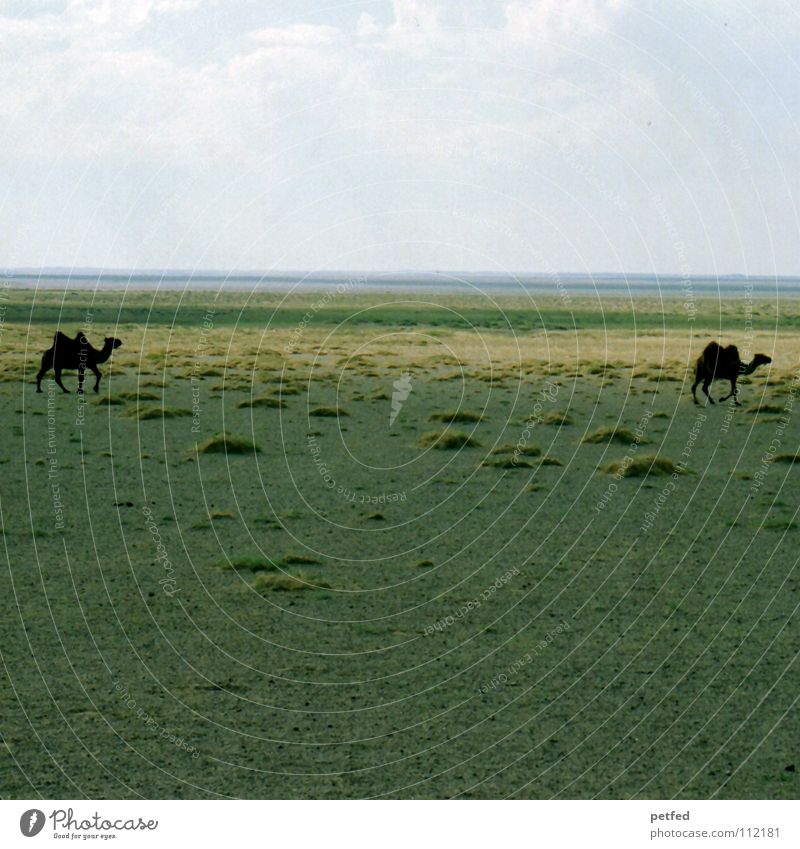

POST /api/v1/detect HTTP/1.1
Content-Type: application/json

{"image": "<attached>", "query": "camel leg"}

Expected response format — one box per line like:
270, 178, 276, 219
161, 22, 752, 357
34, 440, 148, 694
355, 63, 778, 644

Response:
719, 378, 739, 405
691, 376, 701, 405
36, 351, 53, 392
702, 379, 714, 404
90, 364, 102, 393
77, 365, 86, 394
53, 368, 69, 393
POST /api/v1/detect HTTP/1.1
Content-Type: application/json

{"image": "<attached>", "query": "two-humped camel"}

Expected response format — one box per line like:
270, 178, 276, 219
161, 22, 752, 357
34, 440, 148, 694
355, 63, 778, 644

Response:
691, 341, 771, 406
36, 331, 122, 394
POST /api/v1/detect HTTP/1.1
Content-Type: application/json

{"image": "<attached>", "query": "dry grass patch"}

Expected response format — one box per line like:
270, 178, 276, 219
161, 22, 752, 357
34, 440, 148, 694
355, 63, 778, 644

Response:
581, 427, 649, 446
537, 456, 563, 466
121, 405, 192, 420
747, 403, 784, 414
119, 390, 161, 401
491, 443, 541, 457
481, 457, 534, 469
196, 432, 261, 454
237, 396, 286, 409
252, 572, 330, 593
601, 455, 679, 478
213, 555, 276, 573
540, 410, 573, 426
282, 553, 323, 565
418, 430, 481, 449
309, 406, 349, 417
429, 410, 482, 423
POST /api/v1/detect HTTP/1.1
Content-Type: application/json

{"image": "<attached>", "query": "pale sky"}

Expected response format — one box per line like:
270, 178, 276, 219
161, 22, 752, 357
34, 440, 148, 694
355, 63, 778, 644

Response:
1, 0, 798, 275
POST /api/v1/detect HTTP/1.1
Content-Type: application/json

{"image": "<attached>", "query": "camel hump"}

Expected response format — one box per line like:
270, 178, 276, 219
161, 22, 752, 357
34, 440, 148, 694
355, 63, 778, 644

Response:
723, 344, 740, 360
701, 341, 722, 364
52, 330, 73, 347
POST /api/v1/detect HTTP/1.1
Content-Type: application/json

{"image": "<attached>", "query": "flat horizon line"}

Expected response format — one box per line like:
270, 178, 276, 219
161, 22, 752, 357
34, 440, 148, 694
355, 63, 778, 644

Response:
3, 267, 799, 280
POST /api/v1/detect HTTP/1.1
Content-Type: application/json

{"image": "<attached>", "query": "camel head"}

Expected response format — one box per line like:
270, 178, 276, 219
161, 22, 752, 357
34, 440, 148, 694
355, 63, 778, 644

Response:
739, 353, 772, 376
106, 337, 123, 351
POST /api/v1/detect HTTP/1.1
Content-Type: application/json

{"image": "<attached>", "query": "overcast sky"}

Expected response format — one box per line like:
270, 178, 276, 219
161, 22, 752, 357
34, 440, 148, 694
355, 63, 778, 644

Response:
1, 0, 798, 275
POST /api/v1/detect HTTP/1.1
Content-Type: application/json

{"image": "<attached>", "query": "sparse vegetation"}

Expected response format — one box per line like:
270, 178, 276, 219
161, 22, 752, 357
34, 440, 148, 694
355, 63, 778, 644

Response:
537, 456, 563, 466
237, 396, 286, 408
748, 403, 784, 414
601, 455, 680, 477
213, 555, 276, 573
310, 406, 349, 417
121, 405, 192, 420
540, 410, 573, 426
491, 443, 541, 456
429, 410, 482, 423
251, 572, 330, 592
282, 553, 323, 565
761, 519, 799, 531
196, 432, 261, 454
481, 457, 534, 469
418, 430, 480, 449
119, 390, 160, 401
581, 427, 649, 446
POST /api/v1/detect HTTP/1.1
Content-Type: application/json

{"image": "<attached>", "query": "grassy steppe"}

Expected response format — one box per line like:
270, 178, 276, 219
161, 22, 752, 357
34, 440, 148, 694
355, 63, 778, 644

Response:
0, 289, 797, 799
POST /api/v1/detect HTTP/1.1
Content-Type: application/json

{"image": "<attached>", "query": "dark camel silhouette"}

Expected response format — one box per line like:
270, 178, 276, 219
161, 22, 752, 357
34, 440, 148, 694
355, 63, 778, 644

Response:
36, 331, 122, 394
691, 341, 771, 406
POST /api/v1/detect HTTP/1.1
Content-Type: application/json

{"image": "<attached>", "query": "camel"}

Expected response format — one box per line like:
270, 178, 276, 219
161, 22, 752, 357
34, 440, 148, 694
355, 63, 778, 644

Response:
691, 341, 771, 406
36, 331, 122, 394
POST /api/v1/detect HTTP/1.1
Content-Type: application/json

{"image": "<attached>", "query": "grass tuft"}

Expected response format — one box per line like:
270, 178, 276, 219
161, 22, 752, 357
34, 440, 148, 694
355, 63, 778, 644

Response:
481, 457, 534, 469
119, 391, 160, 401
429, 410, 482, 423
282, 553, 322, 565
237, 396, 286, 409
540, 411, 573, 426
581, 427, 649, 445
251, 572, 330, 593
418, 430, 480, 449
213, 556, 276, 573
491, 443, 541, 457
196, 432, 261, 454
601, 455, 679, 477
538, 456, 563, 466
121, 405, 192, 420
748, 403, 784, 414
310, 406, 349, 417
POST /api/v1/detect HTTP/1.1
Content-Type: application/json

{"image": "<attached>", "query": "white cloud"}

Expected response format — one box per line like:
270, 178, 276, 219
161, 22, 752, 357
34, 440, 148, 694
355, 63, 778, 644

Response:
0, 0, 797, 272
249, 23, 340, 47
355, 12, 380, 39
504, 0, 623, 40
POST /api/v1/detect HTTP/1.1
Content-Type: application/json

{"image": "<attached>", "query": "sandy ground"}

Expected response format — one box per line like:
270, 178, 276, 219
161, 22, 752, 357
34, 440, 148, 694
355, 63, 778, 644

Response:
0, 290, 797, 798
